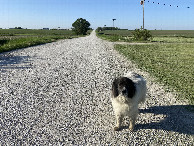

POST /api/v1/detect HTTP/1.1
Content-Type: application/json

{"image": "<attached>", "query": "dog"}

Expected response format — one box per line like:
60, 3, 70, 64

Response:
111, 72, 147, 131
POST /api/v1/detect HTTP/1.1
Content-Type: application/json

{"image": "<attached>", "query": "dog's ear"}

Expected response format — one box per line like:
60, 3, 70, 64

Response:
125, 78, 136, 98
112, 78, 119, 97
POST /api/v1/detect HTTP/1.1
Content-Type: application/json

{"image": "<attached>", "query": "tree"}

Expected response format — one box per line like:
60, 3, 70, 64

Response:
72, 18, 90, 35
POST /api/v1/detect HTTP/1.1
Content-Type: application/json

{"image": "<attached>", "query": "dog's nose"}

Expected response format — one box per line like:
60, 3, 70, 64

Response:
122, 89, 127, 94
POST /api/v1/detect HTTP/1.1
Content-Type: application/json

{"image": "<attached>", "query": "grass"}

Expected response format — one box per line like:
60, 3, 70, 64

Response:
97, 30, 133, 36
150, 30, 194, 37
152, 37, 194, 43
0, 36, 70, 53
0, 29, 91, 53
96, 30, 134, 42
0, 29, 75, 36
115, 44, 194, 105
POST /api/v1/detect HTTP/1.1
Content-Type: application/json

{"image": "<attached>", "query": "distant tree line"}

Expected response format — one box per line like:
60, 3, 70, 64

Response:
96, 27, 119, 32
14, 27, 23, 29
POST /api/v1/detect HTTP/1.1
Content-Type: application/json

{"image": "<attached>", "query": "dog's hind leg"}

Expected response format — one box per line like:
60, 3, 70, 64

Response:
114, 115, 123, 131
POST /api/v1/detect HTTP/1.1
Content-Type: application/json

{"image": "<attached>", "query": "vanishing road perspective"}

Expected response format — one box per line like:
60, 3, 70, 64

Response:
0, 31, 193, 145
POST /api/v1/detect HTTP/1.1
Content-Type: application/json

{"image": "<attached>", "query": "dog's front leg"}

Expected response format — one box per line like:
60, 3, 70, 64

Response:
114, 115, 123, 131
129, 119, 135, 131
129, 112, 138, 131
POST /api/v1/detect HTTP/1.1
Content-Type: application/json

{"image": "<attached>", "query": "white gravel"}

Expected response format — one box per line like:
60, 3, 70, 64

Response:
0, 31, 193, 145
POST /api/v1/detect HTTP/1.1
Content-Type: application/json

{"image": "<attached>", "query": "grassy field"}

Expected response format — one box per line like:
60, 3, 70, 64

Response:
96, 29, 194, 105
0, 29, 90, 53
0, 29, 74, 36
97, 30, 194, 43
97, 30, 194, 37
115, 44, 194, 105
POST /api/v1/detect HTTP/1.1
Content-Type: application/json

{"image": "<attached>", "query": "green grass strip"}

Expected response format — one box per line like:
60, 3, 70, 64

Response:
115, 44, 194, 105
0, 35, 72, 53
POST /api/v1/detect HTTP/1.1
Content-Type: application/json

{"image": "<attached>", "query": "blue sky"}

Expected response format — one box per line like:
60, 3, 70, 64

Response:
0, 0, 193, 30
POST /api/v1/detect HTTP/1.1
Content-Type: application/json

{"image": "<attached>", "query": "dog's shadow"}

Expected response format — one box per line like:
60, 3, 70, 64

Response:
131, 105, 194, 134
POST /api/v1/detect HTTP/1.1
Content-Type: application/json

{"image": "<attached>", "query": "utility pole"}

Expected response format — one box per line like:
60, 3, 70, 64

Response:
143, 0, 144, 30
140, 0, 144, 30
112, 19, 116, 30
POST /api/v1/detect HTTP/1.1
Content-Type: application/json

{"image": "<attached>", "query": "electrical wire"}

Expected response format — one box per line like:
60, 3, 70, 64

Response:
143, 0, 190, 8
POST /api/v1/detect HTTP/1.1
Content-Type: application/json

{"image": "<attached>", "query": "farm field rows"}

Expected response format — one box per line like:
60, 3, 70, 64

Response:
97, 30, 194, 105
0, 29, 74, 37
0, 29, 90, 53
97, 30, 194, 37
97, 30, 194, 43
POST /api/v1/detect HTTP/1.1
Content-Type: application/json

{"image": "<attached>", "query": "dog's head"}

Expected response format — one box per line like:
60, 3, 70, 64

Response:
112, 77, 136, 99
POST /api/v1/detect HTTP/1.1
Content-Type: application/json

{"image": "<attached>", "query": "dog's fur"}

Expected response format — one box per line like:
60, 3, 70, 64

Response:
111, 72, 147, 131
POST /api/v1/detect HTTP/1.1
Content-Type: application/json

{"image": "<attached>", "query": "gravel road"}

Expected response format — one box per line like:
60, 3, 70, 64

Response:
0, 31, 193, 145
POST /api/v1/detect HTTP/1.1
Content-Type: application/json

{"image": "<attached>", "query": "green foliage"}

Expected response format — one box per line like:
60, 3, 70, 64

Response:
132, 29, 152, 41
72, 18, 90, 35
0, 39, 9, 45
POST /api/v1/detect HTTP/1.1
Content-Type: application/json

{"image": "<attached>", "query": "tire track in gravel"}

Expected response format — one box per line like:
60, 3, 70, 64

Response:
0, 31, 193, 145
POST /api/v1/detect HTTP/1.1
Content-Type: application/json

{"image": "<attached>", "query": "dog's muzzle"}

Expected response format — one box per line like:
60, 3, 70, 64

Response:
121, 87, 128, 96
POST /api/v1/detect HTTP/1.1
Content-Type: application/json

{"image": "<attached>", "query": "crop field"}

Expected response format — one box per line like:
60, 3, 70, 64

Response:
98, 30, 194, 105
97, 30, 194, 43
0, 29, 88, 53
0, 29, 74, 37
97, 30, 194, 37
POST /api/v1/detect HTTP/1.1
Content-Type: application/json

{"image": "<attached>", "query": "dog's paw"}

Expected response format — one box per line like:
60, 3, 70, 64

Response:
129, 125, 134, 131
114, 127, 121, 131
129, 127, 134, 132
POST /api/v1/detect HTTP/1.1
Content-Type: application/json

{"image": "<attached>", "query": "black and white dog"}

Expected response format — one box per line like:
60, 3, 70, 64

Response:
111, 72, 147, 131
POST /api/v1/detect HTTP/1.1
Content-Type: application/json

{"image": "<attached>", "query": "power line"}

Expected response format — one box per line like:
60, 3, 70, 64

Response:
139, 0, 191, 30
144, 0, 190, 8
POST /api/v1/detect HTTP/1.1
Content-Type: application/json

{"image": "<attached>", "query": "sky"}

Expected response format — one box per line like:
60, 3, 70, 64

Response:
0, 0, 193, 30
